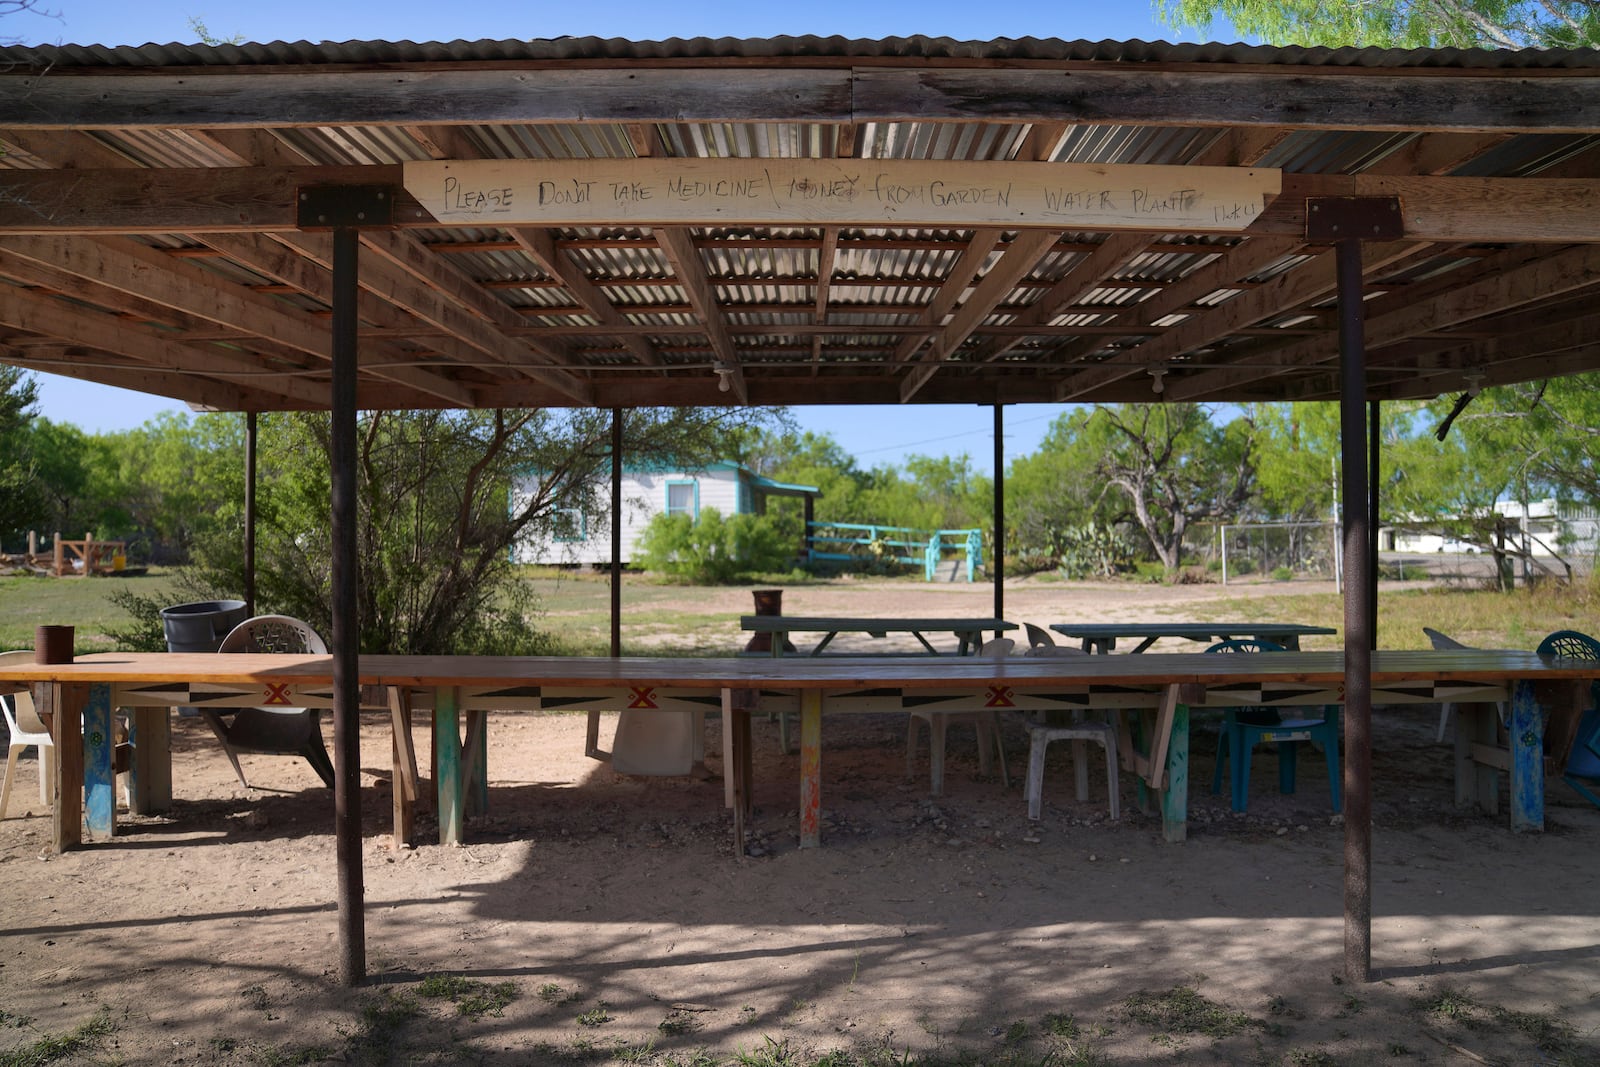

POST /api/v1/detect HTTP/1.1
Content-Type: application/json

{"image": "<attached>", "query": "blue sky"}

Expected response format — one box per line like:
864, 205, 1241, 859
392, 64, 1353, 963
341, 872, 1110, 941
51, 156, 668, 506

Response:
12, 0, 1239, 473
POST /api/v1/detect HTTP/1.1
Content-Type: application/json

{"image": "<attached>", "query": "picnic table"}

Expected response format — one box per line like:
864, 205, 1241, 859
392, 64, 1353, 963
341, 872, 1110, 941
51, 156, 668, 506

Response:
3, 649, 1592, 854
740, 615, 1014, 656
1050, 621, 1337, 654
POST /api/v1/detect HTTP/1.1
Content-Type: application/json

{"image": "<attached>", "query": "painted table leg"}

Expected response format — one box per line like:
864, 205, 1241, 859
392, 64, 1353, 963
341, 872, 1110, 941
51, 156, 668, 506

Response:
389, 687, 417, 849
464, 709, 489, 817
799, 689, 822, 849
128, 706, 171, 815
49, 683, 84, 852
435, 687, 463, 846
1508, 680, 1544, 833
82, 683, 115, 840
1160, 702, 1190, 843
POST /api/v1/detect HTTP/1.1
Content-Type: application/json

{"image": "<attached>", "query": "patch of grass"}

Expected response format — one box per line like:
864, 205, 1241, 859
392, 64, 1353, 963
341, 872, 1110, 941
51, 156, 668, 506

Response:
1415, 985, 1478, 1024
419, 974, 518, 1018
0, 1011, 115, 1067
1121, 985, 1256, 1041
735, 1036, 802, 1066
1286, 1049, 1335, 1066
665, 1050, 723, 1067
1490, 1004, 1581, 1059
614, 1038, 657, 1063
1041, 1012, 1080, 1038
576, 1002, 612, 1028
539, 981, 579, 1004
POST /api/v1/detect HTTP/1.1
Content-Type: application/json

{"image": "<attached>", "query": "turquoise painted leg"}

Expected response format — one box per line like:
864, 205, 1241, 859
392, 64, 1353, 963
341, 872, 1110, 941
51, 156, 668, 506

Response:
82, 684, 115, 839
1231, 722, 1250, 812
1160, 703, 1189, 843
1211, 717, 1229, 796
1278, 740, 1297, 795
436, 687, 463, 845
1130, 714, 1151, 814
1509, 680, 1544, 832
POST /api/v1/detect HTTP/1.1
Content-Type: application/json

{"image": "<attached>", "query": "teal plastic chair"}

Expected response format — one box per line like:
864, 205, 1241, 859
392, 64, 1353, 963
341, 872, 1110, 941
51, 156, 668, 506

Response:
1207, 639, 1342, 813
1537, 630, 1600, 809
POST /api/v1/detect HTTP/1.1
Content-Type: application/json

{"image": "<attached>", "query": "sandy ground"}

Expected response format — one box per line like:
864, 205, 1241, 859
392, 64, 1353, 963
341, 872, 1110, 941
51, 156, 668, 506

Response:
2, 578, 1598, 1066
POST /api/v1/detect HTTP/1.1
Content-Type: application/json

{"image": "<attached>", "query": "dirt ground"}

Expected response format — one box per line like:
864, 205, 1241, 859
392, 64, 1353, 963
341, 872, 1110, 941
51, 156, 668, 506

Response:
2, 578, 1598, 1066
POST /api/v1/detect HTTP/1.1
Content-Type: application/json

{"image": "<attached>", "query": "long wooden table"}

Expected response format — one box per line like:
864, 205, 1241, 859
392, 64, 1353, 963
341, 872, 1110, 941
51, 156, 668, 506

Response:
1051, 621, 1338, 653
2, 650, 1592, 854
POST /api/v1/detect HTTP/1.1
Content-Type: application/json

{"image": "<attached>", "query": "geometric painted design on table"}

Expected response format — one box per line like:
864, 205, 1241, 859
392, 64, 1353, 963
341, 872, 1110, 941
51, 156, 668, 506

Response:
261, 683, 293, 706
984, 685, 1015, 707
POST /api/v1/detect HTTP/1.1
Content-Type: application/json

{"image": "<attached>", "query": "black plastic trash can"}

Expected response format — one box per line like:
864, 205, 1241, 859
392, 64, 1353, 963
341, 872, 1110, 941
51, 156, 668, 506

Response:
159, 599, 250, 653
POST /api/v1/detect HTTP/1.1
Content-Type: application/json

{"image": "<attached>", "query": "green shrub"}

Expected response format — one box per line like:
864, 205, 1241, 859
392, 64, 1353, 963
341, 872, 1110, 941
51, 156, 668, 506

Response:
637, 508, 794, 583
1272, 565, 1295, 581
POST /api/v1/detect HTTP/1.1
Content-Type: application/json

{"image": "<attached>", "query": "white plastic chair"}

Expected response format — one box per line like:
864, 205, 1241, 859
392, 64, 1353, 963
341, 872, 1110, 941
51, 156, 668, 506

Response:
905, 638, 1011, 796
1018, 642, 1119, 820
1, 649, 54, 818
1424, 627, 1507, 742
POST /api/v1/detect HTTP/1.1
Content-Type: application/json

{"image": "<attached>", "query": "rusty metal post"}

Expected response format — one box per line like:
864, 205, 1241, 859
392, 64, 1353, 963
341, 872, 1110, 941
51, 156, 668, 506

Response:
300, 184, 396, 988
1368, 400, 1380, 650
329, 224, 365, 986
1337, 235, 1373, 984
992, 403, 1004, 637
1308, 196, 1400, 985
610, 407, 623, 659
244, 411, 257, 618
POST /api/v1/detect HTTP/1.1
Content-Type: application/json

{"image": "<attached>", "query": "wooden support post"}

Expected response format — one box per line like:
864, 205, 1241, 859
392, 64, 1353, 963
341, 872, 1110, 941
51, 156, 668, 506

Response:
798, 689, 823, 848
389, 687, 418, 849
129, 706, 171, 814
435, 686, 463, 845
81, 683, 115, 839
1508, 680, 1544, 832
49, 683, 83, 852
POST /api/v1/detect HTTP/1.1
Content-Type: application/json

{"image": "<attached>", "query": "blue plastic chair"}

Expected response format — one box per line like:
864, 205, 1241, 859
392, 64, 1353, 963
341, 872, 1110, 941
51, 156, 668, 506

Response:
1207, 639, 1342, 813
1536, 630, 1600, 809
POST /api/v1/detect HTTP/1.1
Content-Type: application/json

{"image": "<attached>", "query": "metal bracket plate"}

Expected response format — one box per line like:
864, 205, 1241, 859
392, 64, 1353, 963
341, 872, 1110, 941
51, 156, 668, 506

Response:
1306, 197, 1404, 242
296, 185, 397, 230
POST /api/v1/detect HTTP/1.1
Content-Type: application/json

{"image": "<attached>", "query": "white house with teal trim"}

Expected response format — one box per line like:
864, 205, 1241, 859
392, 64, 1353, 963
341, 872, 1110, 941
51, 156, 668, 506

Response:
512, 461, 819, 566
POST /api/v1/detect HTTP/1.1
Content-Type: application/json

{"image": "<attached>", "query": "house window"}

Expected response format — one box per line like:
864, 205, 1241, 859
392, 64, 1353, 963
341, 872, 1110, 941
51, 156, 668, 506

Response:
552, 507, 586, 542
666, 479, 697, 518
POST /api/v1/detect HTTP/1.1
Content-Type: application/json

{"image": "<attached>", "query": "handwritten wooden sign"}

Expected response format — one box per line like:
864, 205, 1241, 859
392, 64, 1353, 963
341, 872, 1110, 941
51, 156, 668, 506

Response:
403, 159, 1281, 232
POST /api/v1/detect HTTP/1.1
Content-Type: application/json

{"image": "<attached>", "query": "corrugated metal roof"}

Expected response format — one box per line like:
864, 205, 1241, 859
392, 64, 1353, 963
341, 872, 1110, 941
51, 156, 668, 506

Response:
4, 35, 1599, 70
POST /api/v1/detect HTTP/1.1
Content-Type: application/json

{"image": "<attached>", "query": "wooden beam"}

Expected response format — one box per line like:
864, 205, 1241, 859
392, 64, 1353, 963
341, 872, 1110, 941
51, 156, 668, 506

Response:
1167, 243, 1600, 400
1058, 239, 1417, 400
0, 68, 853, 129
0, 283, 330, 406
279, 231, 594, 405
1, 164, 1591, 243
7, 65, 1596, 134
1251, 173, 1600, 242
653, 224, 747, 403
900, 229, 1063, 401
889, 228, 1005, 365
198, 234, 478, 406
509, 226, 659, 365
852, 68, 1600, 135
0, 341, 278, 411
404, 158, 1281, 231
968, 231, 1151, 363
